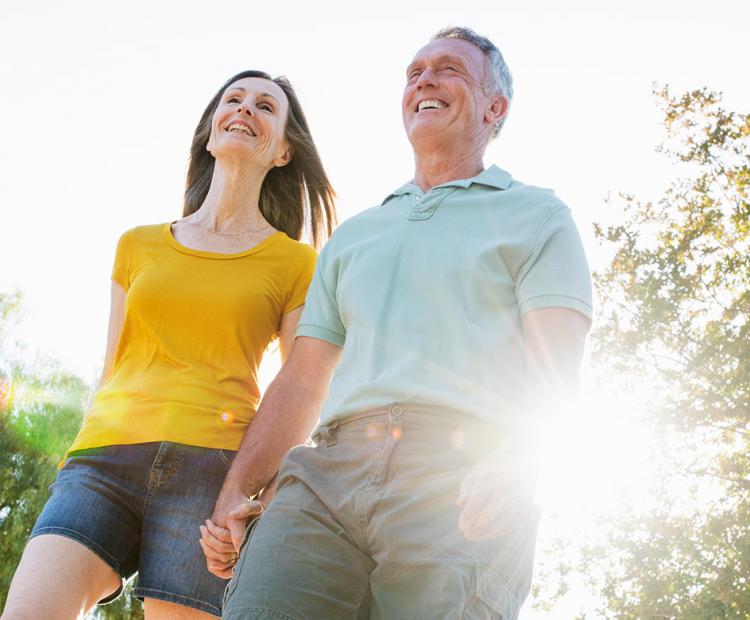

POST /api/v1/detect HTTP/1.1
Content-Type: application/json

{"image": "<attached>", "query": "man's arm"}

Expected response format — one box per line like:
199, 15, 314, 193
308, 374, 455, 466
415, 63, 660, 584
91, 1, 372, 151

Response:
211, 335, 341, 539
519, 306, 591, 444
456, 307, 590, 541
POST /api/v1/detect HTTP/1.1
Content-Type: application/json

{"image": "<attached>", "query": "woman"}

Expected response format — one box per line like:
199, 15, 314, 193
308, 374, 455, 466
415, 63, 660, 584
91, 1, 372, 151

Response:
3, 70, 336, 619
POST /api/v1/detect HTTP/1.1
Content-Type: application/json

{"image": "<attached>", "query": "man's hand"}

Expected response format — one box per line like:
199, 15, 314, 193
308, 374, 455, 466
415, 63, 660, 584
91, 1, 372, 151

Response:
456, 451, 539, 541
211, 483, 249, 548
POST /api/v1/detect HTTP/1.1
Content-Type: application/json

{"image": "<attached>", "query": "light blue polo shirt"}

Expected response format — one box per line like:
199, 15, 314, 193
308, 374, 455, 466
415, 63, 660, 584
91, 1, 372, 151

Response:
296, 165, 592, 428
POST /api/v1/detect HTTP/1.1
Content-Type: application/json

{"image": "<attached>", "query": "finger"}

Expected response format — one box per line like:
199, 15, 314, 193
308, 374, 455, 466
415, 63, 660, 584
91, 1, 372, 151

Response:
200, 524, 235, 554
229, 500, 264, 520
205, 519, 232, 543
199, 536, 237, 565
201, 544, 236, 580
456, 467, 479, 507
199, 531, 239, 562
199, 524, 227, 552
228, 518, 248, 551
207, 561, 234, 580
457, 481, 490, 539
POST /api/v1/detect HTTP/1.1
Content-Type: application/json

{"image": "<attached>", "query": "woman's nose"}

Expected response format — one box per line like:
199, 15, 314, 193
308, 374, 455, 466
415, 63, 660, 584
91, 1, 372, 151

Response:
236, 99, 254, 115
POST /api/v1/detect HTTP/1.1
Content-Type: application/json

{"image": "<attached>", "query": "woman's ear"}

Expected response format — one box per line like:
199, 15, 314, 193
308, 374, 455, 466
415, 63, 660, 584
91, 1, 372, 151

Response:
274, 145, 293, 168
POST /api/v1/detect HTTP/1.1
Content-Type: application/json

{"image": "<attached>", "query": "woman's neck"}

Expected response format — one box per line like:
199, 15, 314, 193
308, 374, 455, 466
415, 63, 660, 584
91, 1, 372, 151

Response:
192, 160, 272, 233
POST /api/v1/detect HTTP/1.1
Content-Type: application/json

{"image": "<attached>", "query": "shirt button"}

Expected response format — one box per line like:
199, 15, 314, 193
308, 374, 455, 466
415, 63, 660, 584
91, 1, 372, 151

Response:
392, 404, 404, 416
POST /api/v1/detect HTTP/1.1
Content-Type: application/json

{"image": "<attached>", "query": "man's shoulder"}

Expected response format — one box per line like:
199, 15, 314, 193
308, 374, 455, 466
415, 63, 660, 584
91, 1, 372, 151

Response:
502, 176, 569, 215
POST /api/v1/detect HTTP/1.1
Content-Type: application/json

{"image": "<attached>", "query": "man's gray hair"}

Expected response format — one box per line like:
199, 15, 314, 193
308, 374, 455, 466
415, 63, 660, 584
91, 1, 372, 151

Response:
431, 26, 513, 138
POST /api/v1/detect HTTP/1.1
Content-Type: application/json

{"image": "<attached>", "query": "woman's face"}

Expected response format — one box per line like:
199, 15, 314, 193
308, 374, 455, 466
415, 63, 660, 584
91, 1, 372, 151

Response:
207, 77, 291, 170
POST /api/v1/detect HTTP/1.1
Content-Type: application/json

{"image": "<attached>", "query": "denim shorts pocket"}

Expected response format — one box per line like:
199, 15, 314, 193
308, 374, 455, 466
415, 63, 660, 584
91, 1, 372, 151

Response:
462, 563, 518, 620
218, 449, 236, 471
222, 513, 262, 607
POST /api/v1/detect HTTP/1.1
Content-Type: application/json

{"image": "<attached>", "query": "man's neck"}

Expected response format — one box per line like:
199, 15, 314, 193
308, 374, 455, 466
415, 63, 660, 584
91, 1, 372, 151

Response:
412, 146, 485, 192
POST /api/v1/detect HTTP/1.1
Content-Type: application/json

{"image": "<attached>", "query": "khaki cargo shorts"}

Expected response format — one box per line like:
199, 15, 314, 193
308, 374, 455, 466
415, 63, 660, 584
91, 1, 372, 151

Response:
223, 404, 539, 619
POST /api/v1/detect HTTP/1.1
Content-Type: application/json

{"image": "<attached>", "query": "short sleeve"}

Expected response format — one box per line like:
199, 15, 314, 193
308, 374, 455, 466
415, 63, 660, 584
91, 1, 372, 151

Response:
515, 207, 593, 320
295, 238, 346, 347
111, 229, 134, 291
283, 244, 317, 314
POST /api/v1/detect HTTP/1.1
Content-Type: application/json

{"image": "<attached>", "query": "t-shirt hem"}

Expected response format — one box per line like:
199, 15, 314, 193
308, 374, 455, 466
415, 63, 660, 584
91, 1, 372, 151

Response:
60, 433, 245, 469
283, 295, 308, 314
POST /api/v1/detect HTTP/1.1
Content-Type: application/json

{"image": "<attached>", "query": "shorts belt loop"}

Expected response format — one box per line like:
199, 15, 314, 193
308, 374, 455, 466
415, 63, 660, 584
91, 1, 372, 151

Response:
373, 404, 404, 484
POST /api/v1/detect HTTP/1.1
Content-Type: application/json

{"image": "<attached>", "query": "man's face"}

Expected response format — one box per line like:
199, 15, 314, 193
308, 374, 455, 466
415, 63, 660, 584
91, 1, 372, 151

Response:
402, 38, 499, 149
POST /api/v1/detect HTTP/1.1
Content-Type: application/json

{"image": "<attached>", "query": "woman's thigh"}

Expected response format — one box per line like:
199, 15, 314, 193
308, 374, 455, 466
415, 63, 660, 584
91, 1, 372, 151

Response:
2, 534, 121, 619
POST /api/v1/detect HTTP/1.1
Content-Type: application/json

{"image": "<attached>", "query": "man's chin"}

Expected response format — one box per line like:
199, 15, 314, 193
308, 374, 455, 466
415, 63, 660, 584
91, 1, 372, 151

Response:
407, 122, 453, 146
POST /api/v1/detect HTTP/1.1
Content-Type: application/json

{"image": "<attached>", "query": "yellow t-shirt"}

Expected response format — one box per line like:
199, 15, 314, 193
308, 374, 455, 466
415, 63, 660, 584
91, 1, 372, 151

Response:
66, 223, 316, 457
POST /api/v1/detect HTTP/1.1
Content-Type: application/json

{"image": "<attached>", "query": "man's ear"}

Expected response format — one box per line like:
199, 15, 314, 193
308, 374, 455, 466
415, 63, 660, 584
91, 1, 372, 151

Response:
485, 95, 508, 126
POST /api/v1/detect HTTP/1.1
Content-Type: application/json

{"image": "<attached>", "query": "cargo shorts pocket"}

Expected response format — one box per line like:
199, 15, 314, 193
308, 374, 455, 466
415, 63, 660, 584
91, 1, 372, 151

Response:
222, 514, 263, 607
461, 563, 520, 620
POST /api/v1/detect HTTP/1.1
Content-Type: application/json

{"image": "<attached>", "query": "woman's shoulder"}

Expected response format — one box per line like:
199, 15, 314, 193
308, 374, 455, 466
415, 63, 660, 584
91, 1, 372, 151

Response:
274, 233, 318, 261
116, 222, 166, 244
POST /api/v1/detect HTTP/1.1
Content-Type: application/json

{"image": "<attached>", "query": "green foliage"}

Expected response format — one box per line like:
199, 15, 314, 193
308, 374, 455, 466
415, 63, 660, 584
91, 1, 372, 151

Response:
0, 293, 143, 618
587, 87, 750, 617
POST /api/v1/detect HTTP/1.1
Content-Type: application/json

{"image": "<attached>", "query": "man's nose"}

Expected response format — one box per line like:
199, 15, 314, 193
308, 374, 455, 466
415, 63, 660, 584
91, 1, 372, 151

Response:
415, 67, 438, 89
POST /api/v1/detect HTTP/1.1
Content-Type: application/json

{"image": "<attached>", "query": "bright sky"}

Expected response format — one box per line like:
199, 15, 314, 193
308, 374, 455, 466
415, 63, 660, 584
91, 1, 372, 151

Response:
1, 0, 749, 616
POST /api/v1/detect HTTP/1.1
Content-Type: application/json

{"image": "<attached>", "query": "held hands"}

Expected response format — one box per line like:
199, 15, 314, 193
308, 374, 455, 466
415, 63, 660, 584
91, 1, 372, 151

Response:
456, 450, 540, 541
200, 482, 276, 579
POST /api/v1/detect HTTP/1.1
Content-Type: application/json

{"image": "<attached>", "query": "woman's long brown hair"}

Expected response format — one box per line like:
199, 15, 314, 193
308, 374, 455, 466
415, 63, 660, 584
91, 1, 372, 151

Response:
183, 70, 336, 249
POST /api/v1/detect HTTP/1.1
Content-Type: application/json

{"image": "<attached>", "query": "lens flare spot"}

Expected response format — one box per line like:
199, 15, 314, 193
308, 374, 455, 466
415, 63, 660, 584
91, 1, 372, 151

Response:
220, 411, 234, 424
391, 427, 402, 440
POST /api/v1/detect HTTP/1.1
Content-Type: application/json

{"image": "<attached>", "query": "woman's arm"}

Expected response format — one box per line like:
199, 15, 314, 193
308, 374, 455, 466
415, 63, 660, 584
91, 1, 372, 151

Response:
90, 281, 126, 397
278, 306, 304, 364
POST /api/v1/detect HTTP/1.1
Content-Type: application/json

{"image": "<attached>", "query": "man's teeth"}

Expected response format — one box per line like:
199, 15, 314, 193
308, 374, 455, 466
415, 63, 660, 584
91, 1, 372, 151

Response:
227, 123, 254, 135
418, 100, 447, 112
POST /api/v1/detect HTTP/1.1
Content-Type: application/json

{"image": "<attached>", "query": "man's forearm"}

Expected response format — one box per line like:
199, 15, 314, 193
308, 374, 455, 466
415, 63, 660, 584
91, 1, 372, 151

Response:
221, 369, 327, 500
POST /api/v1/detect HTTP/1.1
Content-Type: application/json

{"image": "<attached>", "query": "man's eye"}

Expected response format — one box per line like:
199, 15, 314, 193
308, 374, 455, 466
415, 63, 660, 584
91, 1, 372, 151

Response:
408, 70, 422, 82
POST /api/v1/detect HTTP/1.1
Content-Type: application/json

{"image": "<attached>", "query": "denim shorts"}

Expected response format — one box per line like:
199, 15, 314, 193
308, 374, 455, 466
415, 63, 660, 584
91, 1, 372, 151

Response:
31, 441, 236, 616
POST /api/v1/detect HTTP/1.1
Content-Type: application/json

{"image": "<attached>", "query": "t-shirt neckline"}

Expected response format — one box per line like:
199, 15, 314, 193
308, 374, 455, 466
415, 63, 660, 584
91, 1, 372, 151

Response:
162, 223, 284, 259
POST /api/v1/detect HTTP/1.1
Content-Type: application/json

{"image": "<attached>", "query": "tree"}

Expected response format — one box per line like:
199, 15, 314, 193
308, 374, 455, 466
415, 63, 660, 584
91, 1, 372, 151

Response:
582, 87, 750, 617
0, 291, 143, 619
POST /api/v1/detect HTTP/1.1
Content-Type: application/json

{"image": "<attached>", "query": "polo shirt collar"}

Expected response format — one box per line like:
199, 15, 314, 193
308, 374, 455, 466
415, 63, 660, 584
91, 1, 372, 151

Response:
383, 165, 512, 203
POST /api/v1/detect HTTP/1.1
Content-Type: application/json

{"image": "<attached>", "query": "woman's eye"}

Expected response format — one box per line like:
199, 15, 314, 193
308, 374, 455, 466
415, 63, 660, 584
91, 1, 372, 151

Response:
258, 103, 273, 112
227, 96, 240, 103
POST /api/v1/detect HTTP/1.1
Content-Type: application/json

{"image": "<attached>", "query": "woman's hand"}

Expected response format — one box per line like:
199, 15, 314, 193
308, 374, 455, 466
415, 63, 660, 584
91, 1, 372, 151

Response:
199, 519, 237, 579
200, 489, 271, 578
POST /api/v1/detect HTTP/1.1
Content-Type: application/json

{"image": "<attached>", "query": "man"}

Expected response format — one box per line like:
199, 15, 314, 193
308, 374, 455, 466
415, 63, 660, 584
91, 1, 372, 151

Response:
203, 26, 592, 619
